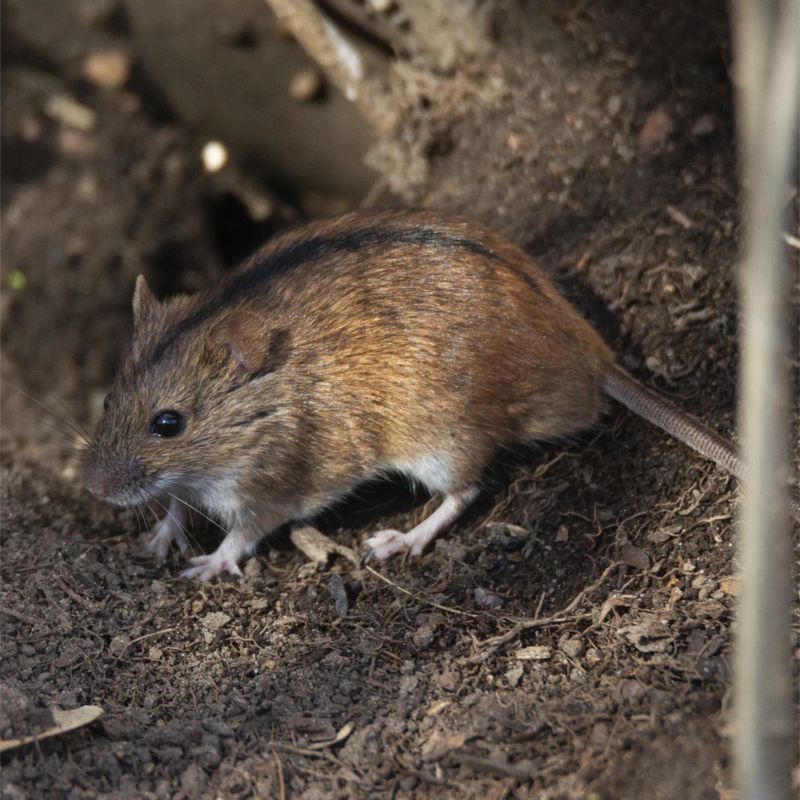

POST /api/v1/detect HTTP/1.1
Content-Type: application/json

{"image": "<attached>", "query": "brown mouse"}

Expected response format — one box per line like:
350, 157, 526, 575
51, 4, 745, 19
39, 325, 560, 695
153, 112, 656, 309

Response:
81, 209, 780, 581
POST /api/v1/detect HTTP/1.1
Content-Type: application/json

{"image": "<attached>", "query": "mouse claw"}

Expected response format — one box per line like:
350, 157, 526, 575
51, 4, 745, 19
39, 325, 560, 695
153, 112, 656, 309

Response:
364, 529, 412, 561
180, 553, 243, 582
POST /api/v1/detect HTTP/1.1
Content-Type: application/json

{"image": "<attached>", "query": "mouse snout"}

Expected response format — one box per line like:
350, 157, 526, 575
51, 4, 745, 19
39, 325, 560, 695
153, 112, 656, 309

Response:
82, 454, 145, 505
83, 460, 115, 500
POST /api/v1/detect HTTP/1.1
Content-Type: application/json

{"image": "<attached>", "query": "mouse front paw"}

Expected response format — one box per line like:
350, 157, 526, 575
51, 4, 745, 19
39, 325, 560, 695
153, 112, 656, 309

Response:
364, 529, 412, 561
146, 515, 190, 561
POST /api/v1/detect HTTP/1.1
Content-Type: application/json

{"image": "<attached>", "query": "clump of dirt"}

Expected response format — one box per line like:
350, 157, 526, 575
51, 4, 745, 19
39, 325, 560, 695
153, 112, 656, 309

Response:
1, 1, 797, 799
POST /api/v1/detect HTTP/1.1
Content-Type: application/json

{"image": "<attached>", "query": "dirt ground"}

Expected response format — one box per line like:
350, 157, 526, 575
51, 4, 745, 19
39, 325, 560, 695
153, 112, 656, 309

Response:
2, 1, 798, 799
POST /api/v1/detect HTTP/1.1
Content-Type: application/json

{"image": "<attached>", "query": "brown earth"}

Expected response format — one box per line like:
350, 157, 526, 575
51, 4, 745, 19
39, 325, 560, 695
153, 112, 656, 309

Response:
1, 1, 798, 799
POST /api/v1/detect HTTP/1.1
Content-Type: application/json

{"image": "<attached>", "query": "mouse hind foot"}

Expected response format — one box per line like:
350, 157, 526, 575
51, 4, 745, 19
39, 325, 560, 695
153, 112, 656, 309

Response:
365, 486, 480, 560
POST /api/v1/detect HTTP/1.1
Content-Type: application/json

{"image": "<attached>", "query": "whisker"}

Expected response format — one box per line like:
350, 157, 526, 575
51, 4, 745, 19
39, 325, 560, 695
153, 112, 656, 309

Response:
152, 497, 201, 556
49, 391, 93, 442
142, 506, 160, 536
25, 415, 86, 450
166, 492, 228, 535
20, 391, 90, 446
142, 501, 161, 528
149, 498, 176, 558
133, 503, 149, 534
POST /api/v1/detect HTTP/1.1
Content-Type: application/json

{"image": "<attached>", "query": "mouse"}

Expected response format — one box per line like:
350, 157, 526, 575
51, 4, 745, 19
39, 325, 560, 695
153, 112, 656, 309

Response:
81, 209, 796, 581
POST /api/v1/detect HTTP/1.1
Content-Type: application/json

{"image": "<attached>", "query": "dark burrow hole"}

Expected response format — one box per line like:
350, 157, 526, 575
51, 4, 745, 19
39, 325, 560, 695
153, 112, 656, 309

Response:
204, 190, 283, 269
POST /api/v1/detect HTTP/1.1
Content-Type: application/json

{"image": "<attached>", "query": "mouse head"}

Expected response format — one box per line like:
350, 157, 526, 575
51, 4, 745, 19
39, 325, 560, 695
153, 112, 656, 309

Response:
82, 276, 291, 510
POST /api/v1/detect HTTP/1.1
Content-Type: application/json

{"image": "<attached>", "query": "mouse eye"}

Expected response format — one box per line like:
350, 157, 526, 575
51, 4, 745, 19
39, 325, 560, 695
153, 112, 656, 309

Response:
103, 393, 111, 412
150, 410, 185, 438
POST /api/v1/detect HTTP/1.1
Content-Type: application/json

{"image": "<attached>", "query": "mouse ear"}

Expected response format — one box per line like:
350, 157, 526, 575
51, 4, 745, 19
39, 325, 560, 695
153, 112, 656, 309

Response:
210, 309, 270, 382
132, 275, 162, 332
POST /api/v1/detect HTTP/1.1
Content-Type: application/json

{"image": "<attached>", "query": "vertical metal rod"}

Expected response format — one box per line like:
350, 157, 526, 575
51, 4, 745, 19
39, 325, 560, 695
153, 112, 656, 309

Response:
731, 1, 799, 798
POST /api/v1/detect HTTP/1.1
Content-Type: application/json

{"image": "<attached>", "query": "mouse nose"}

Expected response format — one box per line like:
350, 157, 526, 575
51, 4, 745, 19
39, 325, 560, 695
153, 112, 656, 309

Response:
83, 462, 113, 500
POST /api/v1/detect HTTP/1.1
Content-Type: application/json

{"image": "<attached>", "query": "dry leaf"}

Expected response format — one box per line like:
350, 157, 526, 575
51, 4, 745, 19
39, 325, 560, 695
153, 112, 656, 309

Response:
201, 612, 231, 632
288, 716, 336, 740
306, 721, 354, 751
693, 599, 725, 619
598, 595, 632, 623
290, 526, 359, 565
425, 700, 450, 717
515, 645, 552, 661
618, 619, 672, 653
0, 706, 104, 753
421, 730, 466, 762
620, 543, 651, 570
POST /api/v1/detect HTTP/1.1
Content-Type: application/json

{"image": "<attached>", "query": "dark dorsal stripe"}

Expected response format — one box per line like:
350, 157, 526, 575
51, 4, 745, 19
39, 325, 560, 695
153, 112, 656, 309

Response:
142, 224, 518, 368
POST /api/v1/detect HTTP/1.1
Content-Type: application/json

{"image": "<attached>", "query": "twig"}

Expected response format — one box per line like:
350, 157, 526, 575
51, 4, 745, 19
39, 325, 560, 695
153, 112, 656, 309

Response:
455, 752, 536, 781
263, 0, 393, 129
119, 627, 177, 656
364, 565, 483, 618
0, 604, 43, 627
665, 205, 695, 229
467, 562, 623, 663
55, 575, 97, 612
273, 750, 286, 800
782, 232, 800, 249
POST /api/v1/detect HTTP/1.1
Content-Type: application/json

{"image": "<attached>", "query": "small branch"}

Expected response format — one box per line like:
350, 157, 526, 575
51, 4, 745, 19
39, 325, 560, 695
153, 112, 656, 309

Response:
0, 604, 44, 627
782, 231, 800, 250
467, 562, 623, 663
119, 627, 178, 657
364, 564, 483, 618
264, 0, 393, 129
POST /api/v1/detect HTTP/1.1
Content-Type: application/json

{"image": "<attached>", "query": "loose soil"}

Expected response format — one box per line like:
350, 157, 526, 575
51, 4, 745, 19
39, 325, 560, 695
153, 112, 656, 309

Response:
1, 2, 798, 799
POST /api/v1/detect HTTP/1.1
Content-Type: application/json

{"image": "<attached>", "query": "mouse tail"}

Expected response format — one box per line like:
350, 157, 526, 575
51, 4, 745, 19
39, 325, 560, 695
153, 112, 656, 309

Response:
601, 363, 743, 478
602, 365, 800, 522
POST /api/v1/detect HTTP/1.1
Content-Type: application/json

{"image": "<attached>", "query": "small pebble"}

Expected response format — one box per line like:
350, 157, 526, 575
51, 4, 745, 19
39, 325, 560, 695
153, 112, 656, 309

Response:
620, 543, 650, 571
591, 721, 609, 750
505, 663, 524, 687
201, 612, 231, 632
606, 95, 622, 116
327, 573, 350, 618
289, 69, 323, 102
243, 557, 263, 578
82, 50, 130, 89
180, 763, 207, 795
474, 587, 504, 609
201, 141, 228, 173
43, 95, 96, 131
108, 635, 129, 657
585, 647, 601, 666
691, 114, 715, 136
638, 107, 674, 151
558, 636, 584, 659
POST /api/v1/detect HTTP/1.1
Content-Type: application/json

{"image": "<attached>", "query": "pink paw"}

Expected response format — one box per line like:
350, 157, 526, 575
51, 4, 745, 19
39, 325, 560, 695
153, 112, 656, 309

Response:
365, 529, 413, 561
